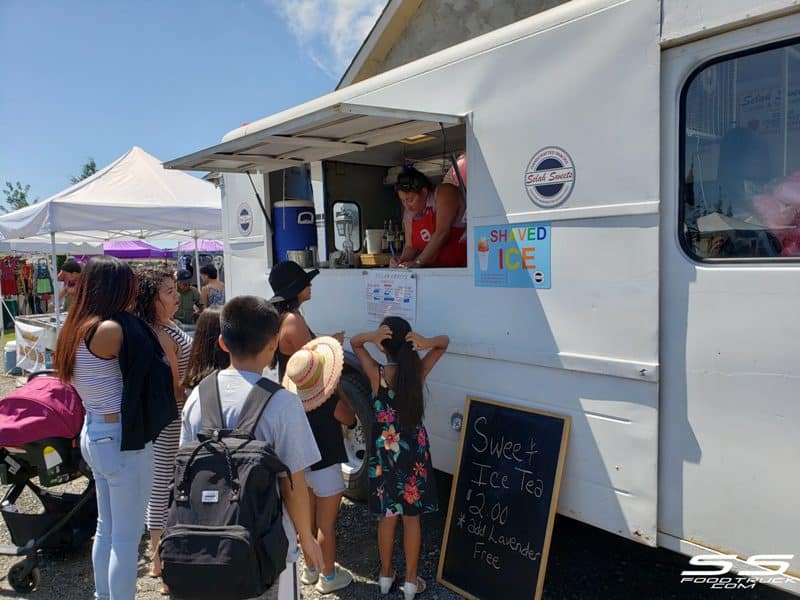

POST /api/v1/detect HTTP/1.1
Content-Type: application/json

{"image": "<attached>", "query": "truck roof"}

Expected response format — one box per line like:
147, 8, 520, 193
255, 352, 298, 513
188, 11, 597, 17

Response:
165, 0, 799, 173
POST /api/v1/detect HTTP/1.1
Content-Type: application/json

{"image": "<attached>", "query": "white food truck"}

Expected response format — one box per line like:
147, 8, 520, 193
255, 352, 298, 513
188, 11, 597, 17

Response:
166, 0, 800, 590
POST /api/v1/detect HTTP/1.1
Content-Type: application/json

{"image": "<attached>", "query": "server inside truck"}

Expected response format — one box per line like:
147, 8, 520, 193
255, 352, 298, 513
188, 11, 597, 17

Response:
314, 120, 467, 270
390, 164, 466, 268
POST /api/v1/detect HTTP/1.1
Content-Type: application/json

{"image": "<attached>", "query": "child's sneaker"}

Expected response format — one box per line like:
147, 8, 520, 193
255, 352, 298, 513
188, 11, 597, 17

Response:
300, 565, 318, 585
401, 576, 426, 599
379, 570, 396, 594
315, 565, 353, 594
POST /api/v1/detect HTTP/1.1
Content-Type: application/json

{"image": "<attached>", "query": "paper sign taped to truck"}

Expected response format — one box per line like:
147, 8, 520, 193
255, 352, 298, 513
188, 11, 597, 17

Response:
366, 270, 417, 327
474, 222, 551, 289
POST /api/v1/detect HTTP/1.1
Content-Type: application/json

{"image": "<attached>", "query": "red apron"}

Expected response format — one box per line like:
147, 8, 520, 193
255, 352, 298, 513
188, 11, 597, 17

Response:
411, 206, 467, 267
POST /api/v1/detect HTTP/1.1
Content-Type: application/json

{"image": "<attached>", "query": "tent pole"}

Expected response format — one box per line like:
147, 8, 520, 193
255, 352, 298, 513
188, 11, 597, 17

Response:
51, 231, 61, 336
193, 231, 201, 291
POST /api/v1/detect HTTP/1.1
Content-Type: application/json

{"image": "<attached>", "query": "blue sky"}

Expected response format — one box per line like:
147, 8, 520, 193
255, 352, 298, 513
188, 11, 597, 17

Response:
0, 0, 383, 203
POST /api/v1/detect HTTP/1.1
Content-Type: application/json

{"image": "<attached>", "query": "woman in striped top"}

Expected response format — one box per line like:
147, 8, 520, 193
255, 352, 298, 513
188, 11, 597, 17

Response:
134, 269, 193, 589
55, 256, 170, 600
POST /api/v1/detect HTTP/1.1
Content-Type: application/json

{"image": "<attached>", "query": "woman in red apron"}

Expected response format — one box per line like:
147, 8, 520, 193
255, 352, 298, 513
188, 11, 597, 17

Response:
391, 166, 467, 268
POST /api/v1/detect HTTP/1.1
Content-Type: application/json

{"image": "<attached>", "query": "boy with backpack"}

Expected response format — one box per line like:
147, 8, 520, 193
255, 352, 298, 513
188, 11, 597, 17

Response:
174, 295, 323, 599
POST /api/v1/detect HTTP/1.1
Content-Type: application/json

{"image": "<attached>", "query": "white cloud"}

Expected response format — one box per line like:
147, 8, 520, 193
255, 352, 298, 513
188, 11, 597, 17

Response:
271, 0, 385, 79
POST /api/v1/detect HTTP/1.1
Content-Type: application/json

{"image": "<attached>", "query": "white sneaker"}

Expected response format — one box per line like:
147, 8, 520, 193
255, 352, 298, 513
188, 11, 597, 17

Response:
402, 576, 426, 600
379, 571, 395, 594
315, 565, 353, 594
300, 565, 318, 585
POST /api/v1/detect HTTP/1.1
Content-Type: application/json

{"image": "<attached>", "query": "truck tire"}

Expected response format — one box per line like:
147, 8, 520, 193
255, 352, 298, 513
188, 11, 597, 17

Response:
340, 370, 373, 502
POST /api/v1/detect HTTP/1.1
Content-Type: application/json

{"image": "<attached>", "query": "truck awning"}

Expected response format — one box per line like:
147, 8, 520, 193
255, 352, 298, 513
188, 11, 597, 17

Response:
164, 103, 465, 174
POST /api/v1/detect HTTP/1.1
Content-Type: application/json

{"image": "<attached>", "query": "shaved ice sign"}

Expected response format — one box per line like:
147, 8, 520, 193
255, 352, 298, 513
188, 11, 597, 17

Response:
474, 222, 551, 289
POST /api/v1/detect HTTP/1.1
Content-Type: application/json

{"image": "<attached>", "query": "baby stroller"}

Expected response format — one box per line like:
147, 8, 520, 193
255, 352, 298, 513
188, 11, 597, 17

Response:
0, 371, 96, 592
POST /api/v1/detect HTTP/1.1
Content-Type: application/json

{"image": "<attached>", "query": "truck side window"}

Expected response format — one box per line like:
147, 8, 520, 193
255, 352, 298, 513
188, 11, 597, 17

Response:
681, 39, 800, 260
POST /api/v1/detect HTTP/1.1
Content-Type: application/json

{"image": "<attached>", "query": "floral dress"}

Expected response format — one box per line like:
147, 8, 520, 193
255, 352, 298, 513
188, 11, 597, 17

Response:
368, 367, 438, 517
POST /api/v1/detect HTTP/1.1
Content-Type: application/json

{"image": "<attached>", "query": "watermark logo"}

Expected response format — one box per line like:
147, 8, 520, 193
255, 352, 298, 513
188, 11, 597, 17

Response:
681, 554, 796, 590
524, 147, 575, 209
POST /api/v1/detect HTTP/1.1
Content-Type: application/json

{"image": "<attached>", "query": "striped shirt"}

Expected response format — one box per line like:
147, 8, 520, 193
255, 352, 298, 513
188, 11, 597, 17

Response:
158, 321, 192, 379
146, 320, 193, 530
72, 341, 123, 414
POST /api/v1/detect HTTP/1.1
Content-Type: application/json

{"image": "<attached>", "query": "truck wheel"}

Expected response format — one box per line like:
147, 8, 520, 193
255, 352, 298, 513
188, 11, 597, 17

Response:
340, 371, 373, 502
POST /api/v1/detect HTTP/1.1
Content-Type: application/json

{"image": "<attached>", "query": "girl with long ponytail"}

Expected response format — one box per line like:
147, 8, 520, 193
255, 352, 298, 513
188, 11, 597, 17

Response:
351, 317, 449, 600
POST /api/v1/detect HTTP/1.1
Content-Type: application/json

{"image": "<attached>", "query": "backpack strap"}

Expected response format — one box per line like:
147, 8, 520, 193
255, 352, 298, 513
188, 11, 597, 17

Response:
198, 371, 225, 431
235, 377, 283, 436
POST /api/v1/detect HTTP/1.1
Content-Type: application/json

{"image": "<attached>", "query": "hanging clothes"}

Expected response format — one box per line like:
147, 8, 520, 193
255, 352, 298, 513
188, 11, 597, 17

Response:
21, 262, 38, 314
0, 257, 19, 296
34, 259, 53, 295
15, 261, 26, 298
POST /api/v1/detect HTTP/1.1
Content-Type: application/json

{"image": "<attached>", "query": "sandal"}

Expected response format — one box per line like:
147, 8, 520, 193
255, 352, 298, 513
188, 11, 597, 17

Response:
402, 576, 426, 599
148, 567, 162, 578
160, 583, 170, 595
378, 570, 395, 594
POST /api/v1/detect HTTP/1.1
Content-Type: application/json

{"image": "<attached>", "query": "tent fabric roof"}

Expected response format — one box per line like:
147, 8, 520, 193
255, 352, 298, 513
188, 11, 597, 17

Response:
103, 240, 174, 259
178, 239, 223, 252
0, 147, 222, 241
0, 238, 103, 255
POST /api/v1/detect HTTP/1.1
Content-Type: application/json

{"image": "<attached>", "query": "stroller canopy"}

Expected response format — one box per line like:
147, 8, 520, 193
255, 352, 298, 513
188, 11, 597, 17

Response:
0, 376, 84, 447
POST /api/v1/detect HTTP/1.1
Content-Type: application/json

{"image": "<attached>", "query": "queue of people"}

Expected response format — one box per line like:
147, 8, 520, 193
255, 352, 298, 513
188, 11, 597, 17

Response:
53, 252, 449, 600
269, 260, 356, 593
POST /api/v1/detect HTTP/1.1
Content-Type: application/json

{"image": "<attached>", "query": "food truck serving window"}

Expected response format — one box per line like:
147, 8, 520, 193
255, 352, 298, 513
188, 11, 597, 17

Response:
164, 103, 467, 268
680, 38, 800, 261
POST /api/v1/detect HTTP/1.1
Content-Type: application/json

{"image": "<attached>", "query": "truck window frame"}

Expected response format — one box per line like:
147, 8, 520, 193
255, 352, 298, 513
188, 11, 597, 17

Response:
678, 36, 800, 264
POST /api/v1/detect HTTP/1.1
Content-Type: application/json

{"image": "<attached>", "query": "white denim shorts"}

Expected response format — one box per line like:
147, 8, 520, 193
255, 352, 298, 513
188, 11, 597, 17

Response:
304, 464, 345, 498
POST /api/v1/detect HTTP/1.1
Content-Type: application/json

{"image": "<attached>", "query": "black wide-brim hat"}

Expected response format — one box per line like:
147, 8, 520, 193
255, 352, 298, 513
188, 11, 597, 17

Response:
268, 260, 319, 303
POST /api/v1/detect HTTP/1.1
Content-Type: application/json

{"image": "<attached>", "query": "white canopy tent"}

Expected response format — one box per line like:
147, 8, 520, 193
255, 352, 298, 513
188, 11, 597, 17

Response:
0, 237, 103, 255
0, 146, 222, 330
0, 146, 221, 240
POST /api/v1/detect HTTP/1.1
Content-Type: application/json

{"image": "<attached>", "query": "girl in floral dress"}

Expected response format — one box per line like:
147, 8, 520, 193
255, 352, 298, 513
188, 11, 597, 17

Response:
351, 317, 449, 600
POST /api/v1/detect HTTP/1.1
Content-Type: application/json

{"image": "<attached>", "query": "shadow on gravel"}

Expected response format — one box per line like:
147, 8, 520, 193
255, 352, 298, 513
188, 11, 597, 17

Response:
0, 545, 95, 599
0, 469, 794, 599
325, 470, 795, 600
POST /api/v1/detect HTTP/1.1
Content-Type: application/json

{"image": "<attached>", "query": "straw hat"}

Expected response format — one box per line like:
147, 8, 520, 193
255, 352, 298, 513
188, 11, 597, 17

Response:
282, 336, 343, 412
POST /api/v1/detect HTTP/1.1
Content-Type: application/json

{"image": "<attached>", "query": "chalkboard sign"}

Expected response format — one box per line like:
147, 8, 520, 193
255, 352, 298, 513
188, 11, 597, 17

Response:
437, 397, 570, 600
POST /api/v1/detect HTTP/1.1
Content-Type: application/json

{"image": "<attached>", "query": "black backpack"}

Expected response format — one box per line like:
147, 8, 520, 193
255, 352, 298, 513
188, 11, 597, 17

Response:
160, 373, 291, 600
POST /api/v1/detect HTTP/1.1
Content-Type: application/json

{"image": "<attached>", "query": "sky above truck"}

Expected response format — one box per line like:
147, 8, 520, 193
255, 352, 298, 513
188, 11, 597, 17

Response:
0, 0, 383, 203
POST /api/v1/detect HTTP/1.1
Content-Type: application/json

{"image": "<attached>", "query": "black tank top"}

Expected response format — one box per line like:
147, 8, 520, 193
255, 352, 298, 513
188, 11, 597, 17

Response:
277, 317, 347, 471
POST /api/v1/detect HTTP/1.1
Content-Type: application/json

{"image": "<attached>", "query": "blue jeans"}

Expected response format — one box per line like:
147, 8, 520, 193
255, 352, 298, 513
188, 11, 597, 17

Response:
80, 414, 153, 600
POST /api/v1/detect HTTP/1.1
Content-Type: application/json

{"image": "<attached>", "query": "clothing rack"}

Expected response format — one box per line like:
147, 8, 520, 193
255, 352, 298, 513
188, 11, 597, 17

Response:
0, 252, 59, 375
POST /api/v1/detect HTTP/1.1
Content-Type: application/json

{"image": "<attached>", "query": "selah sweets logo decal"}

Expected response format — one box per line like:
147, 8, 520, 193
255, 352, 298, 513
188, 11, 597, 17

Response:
237, 202, 253, 236
524, 147, 575, 209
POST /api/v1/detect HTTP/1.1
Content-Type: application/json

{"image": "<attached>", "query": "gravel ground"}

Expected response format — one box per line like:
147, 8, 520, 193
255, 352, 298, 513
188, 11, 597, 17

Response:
0, 375, 795, 599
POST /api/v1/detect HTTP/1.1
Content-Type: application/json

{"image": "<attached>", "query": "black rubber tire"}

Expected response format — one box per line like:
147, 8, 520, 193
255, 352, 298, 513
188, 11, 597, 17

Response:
339, 370, 373, 502
8, 562, 40, 593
